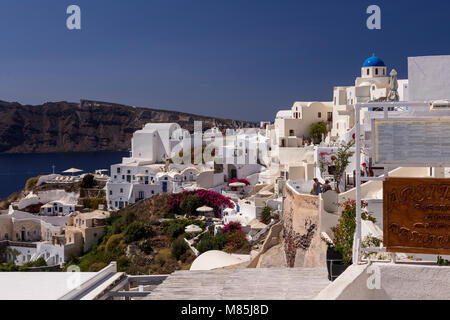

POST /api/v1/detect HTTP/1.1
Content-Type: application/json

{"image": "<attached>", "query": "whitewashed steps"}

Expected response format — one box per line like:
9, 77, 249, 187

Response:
144, 268, 330, 300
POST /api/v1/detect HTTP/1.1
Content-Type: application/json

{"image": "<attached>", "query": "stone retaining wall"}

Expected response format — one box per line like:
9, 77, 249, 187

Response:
282, 185, 326, 267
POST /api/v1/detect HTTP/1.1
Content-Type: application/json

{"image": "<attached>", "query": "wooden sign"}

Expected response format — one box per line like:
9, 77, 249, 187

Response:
383, 177, 450, 254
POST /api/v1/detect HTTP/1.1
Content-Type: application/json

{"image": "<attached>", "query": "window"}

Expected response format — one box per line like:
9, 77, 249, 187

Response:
375, 68, 378, 75
367, 69, 369, 75
383, 69, 385, 75
127, 170, 131, 174
117, 167, 121, 174
120, 188, 123, 193
289, 129, 294, 136
122, 175, 125, 180
109, 190, 112, 195
318, 112, 322, 118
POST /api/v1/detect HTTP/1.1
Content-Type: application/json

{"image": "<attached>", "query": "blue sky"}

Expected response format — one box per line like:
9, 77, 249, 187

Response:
1, 0, 450, 121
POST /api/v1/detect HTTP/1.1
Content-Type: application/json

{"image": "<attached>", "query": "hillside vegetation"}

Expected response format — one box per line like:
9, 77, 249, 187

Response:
64, 194, 200, 274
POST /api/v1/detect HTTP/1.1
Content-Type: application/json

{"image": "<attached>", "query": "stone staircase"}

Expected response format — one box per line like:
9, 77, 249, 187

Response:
144, 267, 330, 300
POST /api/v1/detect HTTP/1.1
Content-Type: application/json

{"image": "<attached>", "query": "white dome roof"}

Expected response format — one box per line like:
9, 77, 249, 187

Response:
190, 250, 250, 271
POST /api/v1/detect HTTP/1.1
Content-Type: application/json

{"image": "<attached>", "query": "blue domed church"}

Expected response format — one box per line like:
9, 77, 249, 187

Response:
361, 54, 387, 78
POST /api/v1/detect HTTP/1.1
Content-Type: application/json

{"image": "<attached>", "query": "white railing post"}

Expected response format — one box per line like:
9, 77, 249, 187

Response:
353, 104, 362, 265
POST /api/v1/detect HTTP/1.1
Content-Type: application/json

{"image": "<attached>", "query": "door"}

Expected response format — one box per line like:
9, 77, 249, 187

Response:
230, 169, 237, 179
162, 181, 167, 192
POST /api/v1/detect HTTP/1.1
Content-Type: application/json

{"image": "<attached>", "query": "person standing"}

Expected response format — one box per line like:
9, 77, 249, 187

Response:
311, 178, 322, 195
322, 180, 332, 192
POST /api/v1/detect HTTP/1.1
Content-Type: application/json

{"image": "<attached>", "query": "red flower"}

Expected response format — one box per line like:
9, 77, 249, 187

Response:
352, 133, 356, 139
362, 163, 367, 167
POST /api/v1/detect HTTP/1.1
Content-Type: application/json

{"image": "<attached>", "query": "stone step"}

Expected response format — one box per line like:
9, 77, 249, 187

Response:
144, 267, 330, 300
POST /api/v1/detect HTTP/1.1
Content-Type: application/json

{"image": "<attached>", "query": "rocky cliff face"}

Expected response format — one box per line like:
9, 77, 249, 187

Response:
0, 100, 257, 153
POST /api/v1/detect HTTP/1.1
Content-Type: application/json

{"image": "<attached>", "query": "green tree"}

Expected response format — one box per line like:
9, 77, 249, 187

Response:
309, 121, 328, 143
179, 194, 203, 216
171, 236, 188, 260
196, 232, 216, 254
331, 140, 355, 192
260, 206, 272, 224
81, 174, 96, 188
166, 223, 186, 239
123, 222, 152, 243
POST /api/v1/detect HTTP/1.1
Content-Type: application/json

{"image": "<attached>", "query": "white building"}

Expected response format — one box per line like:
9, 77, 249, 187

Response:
331, 55, 408, 138
15, 190, 78, 216
106, 123, 266, 210
273, 101, 333, 148
0, 210, 69, 266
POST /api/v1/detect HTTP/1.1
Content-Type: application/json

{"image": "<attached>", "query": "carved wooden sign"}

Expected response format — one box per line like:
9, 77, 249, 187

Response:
384, 177, 450, 254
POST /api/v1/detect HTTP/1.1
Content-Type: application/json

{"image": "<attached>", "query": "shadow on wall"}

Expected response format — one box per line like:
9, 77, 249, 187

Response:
319, 190, 340, 237
315, 262, 450, 300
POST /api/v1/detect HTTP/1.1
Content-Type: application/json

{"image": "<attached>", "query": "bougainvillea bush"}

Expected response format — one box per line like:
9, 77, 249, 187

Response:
324, 199, 376, 264
222, 222, 249, 253
196, 222, 250, 254
168, 189, 234, 217
226, 178, 250, 186
222, 221, 243, 234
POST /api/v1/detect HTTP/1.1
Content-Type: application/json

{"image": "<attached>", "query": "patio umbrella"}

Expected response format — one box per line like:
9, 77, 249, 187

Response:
63, 168, 83, 176
185, 224, 203, 233
229, 182, 246, 188
196, 205, 214, 213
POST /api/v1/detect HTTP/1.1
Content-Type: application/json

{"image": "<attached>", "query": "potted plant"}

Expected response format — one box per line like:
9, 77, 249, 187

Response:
322, 199, 376, 281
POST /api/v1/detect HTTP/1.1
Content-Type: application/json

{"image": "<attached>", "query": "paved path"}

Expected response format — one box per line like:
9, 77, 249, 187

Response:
144, 267, 330, 300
